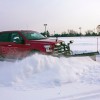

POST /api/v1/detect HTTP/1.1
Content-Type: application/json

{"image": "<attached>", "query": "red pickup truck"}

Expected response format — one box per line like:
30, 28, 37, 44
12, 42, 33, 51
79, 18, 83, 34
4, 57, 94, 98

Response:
0, 30, 71, 59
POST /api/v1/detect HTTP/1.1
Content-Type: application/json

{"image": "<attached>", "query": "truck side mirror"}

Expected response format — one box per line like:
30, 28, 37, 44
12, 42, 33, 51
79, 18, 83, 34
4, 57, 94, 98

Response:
13, 37, 19, 43
13, 36, 24, 44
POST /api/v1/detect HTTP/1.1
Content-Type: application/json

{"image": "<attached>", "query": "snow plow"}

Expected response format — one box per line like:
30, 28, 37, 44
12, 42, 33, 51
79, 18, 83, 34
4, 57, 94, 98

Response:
0, 30, 99, 61
52, 40, 99, 61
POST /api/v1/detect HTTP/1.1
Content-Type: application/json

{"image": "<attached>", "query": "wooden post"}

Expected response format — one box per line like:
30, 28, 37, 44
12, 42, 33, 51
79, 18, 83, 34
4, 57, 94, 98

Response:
97, 38, 98, 52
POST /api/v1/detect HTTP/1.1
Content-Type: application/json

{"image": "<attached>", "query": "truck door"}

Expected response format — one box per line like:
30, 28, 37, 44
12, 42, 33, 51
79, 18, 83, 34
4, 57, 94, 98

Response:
0, 32, 31, 59
0, 32, 11, 58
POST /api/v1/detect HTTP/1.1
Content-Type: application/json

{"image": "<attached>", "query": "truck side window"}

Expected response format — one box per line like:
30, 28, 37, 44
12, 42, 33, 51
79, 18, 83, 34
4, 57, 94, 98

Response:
11, 32, 24, 44
0, 33, 11, 42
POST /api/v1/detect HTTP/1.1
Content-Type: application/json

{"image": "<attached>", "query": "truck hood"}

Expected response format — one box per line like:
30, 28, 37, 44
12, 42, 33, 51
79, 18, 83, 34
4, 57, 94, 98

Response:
29, 38, 63, 44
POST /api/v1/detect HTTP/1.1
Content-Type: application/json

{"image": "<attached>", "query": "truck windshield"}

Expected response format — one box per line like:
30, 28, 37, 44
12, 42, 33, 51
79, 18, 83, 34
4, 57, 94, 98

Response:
22, 31, 46, 40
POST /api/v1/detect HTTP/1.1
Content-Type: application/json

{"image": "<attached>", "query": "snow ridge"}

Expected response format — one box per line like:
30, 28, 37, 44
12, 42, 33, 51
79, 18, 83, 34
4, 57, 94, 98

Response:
0, 53, 99, 87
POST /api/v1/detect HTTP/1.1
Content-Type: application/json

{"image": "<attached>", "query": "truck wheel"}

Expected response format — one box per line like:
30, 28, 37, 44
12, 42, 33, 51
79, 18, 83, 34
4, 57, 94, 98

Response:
0, 55, 5, 61
29, 50, 40, 56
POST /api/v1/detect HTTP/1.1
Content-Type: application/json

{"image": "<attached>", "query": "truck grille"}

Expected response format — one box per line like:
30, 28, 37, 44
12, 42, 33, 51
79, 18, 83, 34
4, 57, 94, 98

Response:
53, 42, 68, 55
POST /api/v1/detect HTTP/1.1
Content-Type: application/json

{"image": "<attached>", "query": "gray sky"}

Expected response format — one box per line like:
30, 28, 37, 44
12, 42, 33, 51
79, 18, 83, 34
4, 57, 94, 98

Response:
0, 0, 100, 34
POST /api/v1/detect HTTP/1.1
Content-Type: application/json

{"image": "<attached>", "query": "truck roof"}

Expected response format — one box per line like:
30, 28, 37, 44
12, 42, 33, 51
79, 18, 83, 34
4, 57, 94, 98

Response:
0, 30, 37, 33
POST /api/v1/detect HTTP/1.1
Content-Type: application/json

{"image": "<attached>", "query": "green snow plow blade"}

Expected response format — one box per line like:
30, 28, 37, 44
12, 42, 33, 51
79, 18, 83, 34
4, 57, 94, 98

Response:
64, 51, 99, 61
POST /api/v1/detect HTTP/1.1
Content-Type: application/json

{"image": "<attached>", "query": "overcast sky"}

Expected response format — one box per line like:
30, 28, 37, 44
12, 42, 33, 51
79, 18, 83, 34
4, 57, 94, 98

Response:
0, 0, 100, 34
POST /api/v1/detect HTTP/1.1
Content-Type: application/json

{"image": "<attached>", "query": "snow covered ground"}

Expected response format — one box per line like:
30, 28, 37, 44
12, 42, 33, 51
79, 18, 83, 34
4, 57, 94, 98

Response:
0, 36, 100, 100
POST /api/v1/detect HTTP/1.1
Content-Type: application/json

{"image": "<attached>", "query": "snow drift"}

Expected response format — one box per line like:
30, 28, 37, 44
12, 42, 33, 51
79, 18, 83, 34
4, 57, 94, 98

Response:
0, 53, 99, 87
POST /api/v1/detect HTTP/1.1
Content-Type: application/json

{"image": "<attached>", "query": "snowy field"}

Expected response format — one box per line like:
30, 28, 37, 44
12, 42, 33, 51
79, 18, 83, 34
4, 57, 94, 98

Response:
0, 36, 100, 100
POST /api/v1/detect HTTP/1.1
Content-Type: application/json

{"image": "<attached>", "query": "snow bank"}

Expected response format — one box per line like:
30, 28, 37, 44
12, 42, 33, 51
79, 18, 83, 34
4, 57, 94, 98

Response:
0, 53, 99, 87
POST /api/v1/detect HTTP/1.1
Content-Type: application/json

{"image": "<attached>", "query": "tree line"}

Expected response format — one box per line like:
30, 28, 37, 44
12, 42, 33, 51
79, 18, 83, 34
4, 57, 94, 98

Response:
41, 29, 100, 37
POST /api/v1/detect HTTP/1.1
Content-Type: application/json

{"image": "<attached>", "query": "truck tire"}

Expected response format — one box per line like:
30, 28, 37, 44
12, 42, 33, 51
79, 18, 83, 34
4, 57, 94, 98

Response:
0, 55, 5, 61
29, 50, 40, 56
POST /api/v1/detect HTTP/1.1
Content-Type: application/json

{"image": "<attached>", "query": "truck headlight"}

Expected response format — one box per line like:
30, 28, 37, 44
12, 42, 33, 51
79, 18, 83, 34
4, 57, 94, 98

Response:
44, 45, 52, 52
62, 41, 65, 45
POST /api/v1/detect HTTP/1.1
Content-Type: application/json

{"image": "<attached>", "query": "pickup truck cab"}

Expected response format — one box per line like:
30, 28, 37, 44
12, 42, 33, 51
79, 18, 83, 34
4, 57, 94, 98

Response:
0, 30, 70, 59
